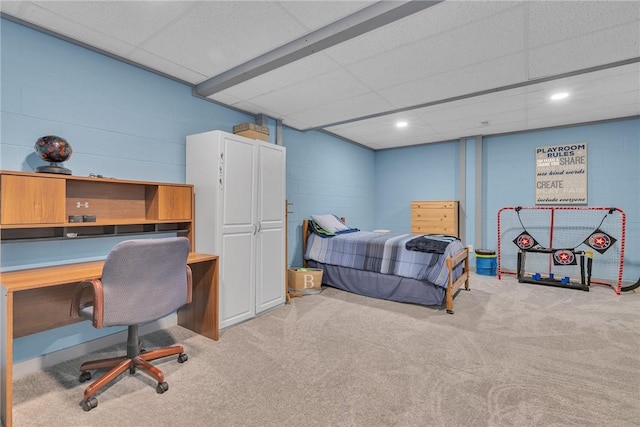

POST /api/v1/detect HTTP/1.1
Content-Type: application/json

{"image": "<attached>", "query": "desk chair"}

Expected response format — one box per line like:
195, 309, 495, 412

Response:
70, 237, 192, 411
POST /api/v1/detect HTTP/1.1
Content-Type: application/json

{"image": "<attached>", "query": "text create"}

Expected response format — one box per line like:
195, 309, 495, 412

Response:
537, 180, 564, 189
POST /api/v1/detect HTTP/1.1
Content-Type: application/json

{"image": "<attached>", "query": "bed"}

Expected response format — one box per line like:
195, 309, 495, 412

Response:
302, 216, 470, 314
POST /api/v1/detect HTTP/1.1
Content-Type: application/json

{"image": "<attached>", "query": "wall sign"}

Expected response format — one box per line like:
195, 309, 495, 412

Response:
535, 142, 587, 205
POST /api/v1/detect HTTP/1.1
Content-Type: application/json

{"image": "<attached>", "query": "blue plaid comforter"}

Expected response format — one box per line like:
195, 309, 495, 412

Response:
305, 231, 465, 288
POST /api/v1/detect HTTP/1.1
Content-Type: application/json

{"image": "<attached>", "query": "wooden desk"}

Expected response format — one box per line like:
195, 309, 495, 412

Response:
0, 252, 218, 427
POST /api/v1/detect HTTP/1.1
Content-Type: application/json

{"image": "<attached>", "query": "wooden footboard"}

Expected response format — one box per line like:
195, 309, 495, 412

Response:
444, 246, 470, 314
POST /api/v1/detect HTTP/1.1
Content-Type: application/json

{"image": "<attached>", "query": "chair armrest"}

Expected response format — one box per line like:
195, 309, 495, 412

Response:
70, 279, 105, 328
186, 265, 193, 304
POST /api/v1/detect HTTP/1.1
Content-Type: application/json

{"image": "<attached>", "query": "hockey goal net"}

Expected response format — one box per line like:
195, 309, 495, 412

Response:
497, 206, 626, 294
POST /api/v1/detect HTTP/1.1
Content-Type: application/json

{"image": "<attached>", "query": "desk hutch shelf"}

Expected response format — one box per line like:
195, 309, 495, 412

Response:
0, 170, 194, 247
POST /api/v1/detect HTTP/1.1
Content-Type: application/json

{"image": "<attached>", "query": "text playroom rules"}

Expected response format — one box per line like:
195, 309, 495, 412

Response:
535, 143, 587, 205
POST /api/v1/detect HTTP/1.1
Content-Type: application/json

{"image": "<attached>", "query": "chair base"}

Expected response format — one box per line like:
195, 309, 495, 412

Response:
78, 325, 187, 411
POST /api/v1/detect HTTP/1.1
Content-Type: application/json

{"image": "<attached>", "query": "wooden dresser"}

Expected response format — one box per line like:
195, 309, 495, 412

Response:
410, 200, 459, 237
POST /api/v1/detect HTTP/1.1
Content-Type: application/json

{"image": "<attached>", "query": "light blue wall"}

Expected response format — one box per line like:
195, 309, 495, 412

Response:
376, 119, 639, 281
2, 18, 638, 364
482, 119, 639, 280
284, 127, 376, 267
0, 18, 252, 274
0, 18, 241, 361
374, 141, 460, 234
0, 21, 252, 181
0, 19, 376, 362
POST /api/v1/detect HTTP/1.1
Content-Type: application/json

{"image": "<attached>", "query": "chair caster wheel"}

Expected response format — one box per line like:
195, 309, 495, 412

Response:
81, 397, 98, 411
156, 382, 169, 394
446, 309, 454, 314
178, 353, 188, 363
79, 371, 92, 383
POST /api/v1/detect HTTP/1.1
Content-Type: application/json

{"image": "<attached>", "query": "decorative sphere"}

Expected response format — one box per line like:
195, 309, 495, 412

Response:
35, 135, 73, 163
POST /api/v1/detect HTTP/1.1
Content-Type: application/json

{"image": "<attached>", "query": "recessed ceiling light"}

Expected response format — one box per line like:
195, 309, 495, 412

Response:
396, 121, 408, 128
550, 92, 569, 100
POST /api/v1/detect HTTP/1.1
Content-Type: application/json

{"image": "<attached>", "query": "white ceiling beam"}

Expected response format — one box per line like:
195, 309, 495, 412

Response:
194, 0, 442, 98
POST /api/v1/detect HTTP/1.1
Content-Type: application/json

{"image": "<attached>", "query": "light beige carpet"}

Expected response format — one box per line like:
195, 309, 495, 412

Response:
12, 273, 640, 426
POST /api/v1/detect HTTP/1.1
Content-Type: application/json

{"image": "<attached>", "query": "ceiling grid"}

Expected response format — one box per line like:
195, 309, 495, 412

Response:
1, 0, 638, 150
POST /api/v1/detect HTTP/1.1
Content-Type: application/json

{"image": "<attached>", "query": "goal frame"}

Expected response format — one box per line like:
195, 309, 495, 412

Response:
497, 206, 626, 294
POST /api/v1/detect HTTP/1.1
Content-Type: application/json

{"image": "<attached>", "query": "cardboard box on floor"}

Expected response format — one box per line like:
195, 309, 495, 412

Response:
288, 268, 322, 294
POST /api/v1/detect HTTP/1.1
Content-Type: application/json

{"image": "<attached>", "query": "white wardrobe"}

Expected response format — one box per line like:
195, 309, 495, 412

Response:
186, 130, 286, 329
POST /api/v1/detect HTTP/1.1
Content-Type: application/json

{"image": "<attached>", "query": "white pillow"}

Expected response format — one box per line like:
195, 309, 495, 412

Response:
311, 214, 349, 233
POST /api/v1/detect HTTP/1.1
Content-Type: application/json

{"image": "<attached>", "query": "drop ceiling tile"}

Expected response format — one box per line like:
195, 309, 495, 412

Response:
565, 78, 640, 104
244, 68, 371, 116
525, 99, 640, 133
433, 109, 528, 135
281, 116, 315, 131
326, 113, 444, 149
378, 52, 527, 108
343, 6, 525, 92
209, 92, 244, 108
221, 98, 315, 131
362, 142, 385, 150
324, 122, 377, 139
139, 1, 309, 77
216, 53, 340, 101
525, 107, 620, 130
527, 91, 640, 122
374, 133, 444, 149
32, 1, 196, 45
529, 21, 640, 79
357, 124, 438, 143
127, 48, 208, 84
0, 1, 27, 15
279, 0, 375, 29
12, 2, 137, 56
286, 92, 393, 128
325, 0, 520, 66
430, 5, 526, 70
228, 99, 279, 119
413, 94, 527, 126
327, 110, 427, 135
385, 125, 442, 141
534, 62, 640, 88
528, 1, 640, 48
523, 64, 640, 107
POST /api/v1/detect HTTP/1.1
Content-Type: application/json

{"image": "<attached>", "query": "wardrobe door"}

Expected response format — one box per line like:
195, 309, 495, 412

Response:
255, 142, 286, 314
218, 135, 258, 328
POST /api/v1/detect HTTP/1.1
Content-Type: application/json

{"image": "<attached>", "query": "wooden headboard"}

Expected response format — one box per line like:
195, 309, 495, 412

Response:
302, 217, 346, 267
